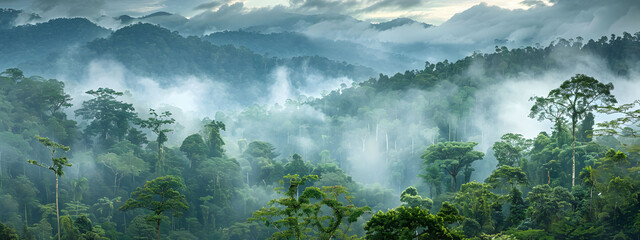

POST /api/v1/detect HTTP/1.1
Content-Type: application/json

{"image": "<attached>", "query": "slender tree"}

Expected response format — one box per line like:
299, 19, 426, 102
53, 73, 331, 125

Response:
137, 109, 175, 175
530, 74, 616, 186
204, 120, 226, 158
27, 135, 72, 240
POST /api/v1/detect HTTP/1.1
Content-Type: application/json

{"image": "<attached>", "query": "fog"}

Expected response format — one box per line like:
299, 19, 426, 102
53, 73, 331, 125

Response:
7, 0, 638, 75
1, 1, 640, 238
30, 38, 630, 193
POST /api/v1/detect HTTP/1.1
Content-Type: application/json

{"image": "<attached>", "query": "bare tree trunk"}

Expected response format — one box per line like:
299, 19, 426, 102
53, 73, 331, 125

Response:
56, 175, 61, 240
452, 173, 457, 191
157, 220, 161, 240
114, 173, 118, 196
572, 121, 576, 187
411, 138, 414, 154
385, 133, 389, 153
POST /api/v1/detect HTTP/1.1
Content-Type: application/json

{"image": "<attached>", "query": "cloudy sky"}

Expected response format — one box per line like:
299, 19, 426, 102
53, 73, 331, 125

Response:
1, 0, 553, 24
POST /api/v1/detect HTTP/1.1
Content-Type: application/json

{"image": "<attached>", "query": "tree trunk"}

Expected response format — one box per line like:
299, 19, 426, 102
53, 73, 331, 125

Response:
114, 173, 118, 196
590, 185, 593, 219
56, 175, 61, 240
451, 173, 458, 191
157, 220, 161, 240
385, 133, 389, 153
571, 120, 576, 187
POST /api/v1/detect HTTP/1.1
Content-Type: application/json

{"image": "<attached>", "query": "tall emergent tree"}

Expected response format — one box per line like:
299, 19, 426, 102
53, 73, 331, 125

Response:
27, 135, 72, 240
421, 141, 484, 191
530, 74, 616, 186
120, 175, 189, 240
137, 109, 175, 175
249, 174, 369, 240
249, 174, 319, 240
204, 120, 226, 158
75, 88, 137, 147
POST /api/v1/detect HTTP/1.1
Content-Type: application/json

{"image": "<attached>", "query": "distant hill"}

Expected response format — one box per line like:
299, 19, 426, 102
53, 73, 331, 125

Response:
116, 11, 189, 30
0, 17, 110, 69
0, 16, 378, 105
86, 23, 374, 85
372, 18, 431, 31
0, 8, 21, 29
203, 30, 416, 74
0, 8, 40, 29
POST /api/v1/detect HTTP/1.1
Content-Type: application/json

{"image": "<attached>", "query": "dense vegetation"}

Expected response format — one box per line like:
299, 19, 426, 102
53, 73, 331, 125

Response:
0, 17, 375, 104
0, 19, 639, 240
202, 31, 413, 74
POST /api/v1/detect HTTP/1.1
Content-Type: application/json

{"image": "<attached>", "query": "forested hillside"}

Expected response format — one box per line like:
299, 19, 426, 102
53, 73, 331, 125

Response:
203, 31, 414, 74
0, 18, 110, 69
0, 17, 375, 105
0, 29, 639, 240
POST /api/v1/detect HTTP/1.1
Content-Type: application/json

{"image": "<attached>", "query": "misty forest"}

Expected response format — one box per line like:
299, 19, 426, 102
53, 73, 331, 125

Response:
1, 0, 640, 239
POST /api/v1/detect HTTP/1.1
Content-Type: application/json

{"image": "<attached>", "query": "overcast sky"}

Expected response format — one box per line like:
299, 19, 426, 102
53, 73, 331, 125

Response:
0, 0, 552, 24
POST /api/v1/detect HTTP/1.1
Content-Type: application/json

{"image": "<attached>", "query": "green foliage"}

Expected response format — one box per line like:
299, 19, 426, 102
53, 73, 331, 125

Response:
243, 141, 283, 185
527, 185, 574, 231
98, 151, 149, 195
578, 112, 595, 142
93, 197, 121, 222
0, 221, 19, 240
485, 165, 528, 191
75, 88, 137, 148
248, 174, 319, 240
137, 109, 175, 175
60, 215, 79, 240
364, 204, 463, 240
27, 135, 71, 176
454, 181, 501, 232
120, 175, 189, 239
0, 30, 639, 240
596, 100, 640, 137
195, 157, 243, 228
179, 134, 207, 167
492, 133, 532, 167
530, 74, 617, 187
249, 174, 370, 239
226, 221, 273, 240
125, 215, 156, 240
308, 185, 370, 239
399, 186, 433, 210
285, 154, 311, 177
422, 141, 485, 191
204, 120, 226, 158
27, 135, 71, 240
505, 187, 526, 229
509, 229, 553, 240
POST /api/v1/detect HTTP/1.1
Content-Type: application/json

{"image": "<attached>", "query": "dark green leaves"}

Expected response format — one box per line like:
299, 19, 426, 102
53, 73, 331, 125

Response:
75, 88, 137, 147
119, 175, 189, 226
